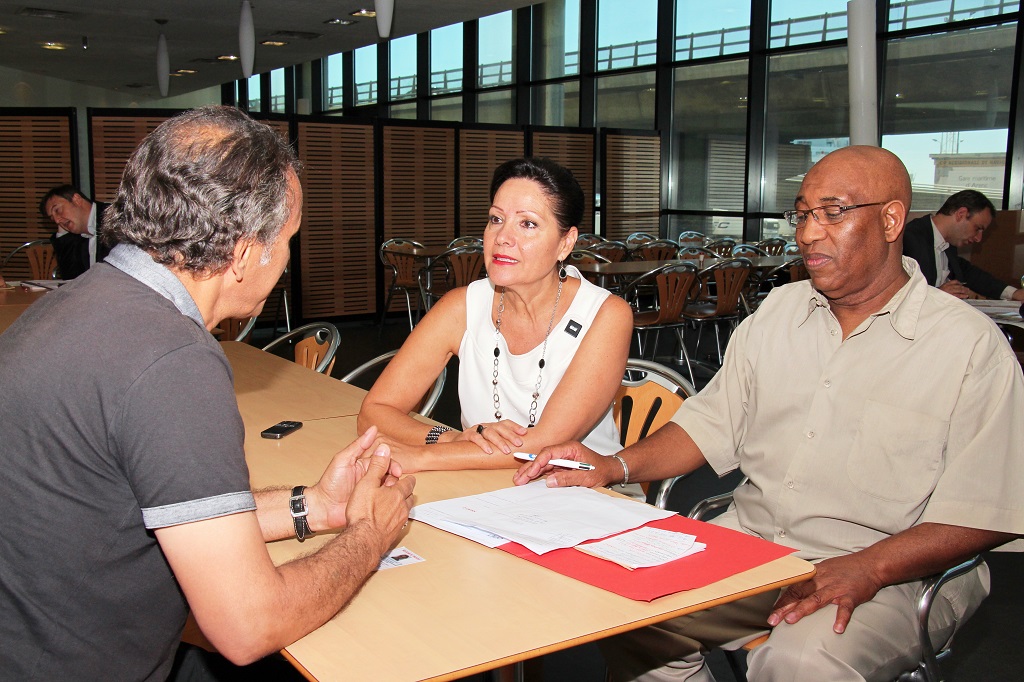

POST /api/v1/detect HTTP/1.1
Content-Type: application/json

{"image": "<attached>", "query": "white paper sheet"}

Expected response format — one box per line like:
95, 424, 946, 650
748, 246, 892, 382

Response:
575, 527, 706, 570
411, 481, 675, 554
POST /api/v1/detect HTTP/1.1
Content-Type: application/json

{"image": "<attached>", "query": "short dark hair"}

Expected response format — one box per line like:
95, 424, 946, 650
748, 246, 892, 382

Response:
102, 106, 301, 275
937, 190, 996, 218
39, 185, 91, 219
489, 157, 584, 233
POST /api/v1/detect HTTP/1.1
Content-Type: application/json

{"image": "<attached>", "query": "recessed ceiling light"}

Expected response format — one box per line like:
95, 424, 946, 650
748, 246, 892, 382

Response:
325, 18, 355, 25
217, 54, 239, 61
0, 27, 7, 35
260, 40, 287, 47
176, 68, 197, 74
41, 42, 66, 50
350, 9, 376, 18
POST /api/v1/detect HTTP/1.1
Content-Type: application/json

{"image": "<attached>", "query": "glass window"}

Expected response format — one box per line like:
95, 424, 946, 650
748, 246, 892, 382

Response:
390, 101, 418, 119
478, 11, 514, 88
769, 0, 848, 48
269, 68, 286, 113
675, 0, 750, 60
534, 0, 580, 79
478, 89, 515, 124
882, 23, 1015, 211
324, 53, 344, 110
764, 46, 850, 214
596, 71, 657, 130
390, 34, 417, 101
597, 0, 657, 71
431, 23, 463, 94
431, 95, 463, 121
669, 60, 749, 214
532, 81, 580, 127
888, 0, 1018, 32
354, 44, 378, 106
247, 74, 261, 112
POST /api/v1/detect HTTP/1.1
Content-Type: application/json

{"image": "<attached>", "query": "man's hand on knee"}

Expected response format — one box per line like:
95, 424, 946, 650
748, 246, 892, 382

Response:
767, 554, 883, 634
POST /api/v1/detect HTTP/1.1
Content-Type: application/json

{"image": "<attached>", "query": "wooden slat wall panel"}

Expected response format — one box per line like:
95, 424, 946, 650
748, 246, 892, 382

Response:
383, 126, 456, 245
297, 121, 375, 318
90, 116, 169, 202
0, 115, 74, 280
458, 129, 525, 236
604, 134, 661, 242
529, 131, 595, 234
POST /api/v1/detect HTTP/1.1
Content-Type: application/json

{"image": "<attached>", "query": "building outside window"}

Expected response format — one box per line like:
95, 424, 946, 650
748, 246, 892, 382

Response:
478, 11, 514, 88
324, 53, 344, 110
431, 23, 463, 94
597, 0, 657, 71
675, 0, 750, 60
269, 68, 286, 113
390, 34, 417, 101
354, 44, 378, 106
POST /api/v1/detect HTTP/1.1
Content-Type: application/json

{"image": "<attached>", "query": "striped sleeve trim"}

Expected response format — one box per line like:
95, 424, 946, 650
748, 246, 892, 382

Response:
141, 491, 257, 529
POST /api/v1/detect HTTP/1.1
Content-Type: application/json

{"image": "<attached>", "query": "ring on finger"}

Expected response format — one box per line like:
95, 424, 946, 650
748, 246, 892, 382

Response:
476, 424, 485, 435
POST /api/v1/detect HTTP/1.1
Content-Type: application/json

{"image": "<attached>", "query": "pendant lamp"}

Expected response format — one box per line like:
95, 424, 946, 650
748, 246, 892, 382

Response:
156, 33, 169, 97
375, 0, 394, 39
239, 1, 255, 78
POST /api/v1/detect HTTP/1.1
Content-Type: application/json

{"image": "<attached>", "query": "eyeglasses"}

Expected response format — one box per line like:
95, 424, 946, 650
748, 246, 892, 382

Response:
783, 202, 887, 228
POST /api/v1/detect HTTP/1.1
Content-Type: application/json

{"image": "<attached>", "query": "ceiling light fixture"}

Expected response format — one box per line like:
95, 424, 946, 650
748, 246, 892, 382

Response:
41, 42, 66, 50
156, 33, 169, 97
324, 18, 355, 26
218, 54, 239, 61
350, 9, 376, 18
375, 0, 394, 39
239, 0, 255, 78
176, 68, 197, 74
260, 40, 286, 47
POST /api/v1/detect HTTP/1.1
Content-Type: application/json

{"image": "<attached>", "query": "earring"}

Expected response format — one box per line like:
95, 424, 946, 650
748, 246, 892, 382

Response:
558, 260, 567, 282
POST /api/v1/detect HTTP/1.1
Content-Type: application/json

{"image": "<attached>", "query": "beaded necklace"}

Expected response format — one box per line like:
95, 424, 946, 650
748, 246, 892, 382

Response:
491, 279, 564, 427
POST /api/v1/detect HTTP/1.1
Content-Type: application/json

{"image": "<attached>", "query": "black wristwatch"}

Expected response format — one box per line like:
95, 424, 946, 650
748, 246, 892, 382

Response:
289, 485, 314, 542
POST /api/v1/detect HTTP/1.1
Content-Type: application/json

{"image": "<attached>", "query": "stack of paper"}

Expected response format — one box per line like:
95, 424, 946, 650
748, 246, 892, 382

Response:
575, 527, 706, 570
410, 481, 675, 555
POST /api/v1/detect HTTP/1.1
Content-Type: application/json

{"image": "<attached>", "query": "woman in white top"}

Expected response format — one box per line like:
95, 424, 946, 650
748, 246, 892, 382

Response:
359, 157, 633, 473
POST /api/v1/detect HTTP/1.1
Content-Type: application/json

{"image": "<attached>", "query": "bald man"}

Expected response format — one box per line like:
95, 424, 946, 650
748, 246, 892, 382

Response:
514, 146, 1024, 681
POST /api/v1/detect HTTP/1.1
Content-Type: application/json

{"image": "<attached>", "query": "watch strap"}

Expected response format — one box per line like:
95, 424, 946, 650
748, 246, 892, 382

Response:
289, 485, 313, 542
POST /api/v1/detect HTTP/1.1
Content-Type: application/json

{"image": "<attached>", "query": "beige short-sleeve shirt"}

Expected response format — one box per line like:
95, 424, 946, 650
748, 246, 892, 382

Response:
673, 257, 1024, 561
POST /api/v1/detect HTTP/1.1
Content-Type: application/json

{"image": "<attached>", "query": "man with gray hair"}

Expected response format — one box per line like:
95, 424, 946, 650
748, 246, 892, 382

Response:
0, 106, 415, 679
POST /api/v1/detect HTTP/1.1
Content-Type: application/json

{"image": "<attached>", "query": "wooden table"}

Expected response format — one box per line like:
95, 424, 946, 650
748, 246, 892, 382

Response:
224, 350, 815, 682
0, 286, 47, 334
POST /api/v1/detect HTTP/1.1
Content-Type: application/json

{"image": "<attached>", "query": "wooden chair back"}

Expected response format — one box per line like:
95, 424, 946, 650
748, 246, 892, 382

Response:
590, 240, 628, 262
705, 238, 736, 257
262, 322, 340, 375
27, 243, 57, 280
633, 239, 679, 262
380, 238, 424, 288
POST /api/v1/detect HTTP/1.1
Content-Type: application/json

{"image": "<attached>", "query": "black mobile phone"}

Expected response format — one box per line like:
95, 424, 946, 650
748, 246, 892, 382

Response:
260, 420, 303, 439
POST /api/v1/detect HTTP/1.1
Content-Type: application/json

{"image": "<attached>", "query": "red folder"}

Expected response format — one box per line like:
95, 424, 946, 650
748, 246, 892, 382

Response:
499, 514, 798, 602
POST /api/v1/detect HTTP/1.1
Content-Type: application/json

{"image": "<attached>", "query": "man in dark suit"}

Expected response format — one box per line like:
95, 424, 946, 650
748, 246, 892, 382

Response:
39, 185, 112, 279
903, 189, 1024, 301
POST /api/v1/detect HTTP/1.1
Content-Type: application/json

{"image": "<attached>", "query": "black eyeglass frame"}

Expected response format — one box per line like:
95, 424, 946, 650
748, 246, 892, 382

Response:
783, 202, 888, 228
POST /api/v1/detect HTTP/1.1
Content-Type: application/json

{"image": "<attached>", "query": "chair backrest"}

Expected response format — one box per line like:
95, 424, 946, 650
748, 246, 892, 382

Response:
567, 249, 611, 266
624, 263, 698, 324
786, 256, 808, 282
677, 245, 717, 259
340, 349, 447, 419
262, 322, 341, 374
575, 233, 605, 248
615, 359, 696, 506
633, 239, 679, 262
732, 244, 769, 257
590, 240, 628, 262
783, 243, 801, 255
221, 317, 258, 343
705, 238, 736, 257
27, 243, 58, 280
448, 236, 482, 248
703, 257, 751, 315
625, 231, 658, 247
676, 231, 706, 247
755, 237, 788, 255
419, 245, 486, 301
380, 238, 424, 287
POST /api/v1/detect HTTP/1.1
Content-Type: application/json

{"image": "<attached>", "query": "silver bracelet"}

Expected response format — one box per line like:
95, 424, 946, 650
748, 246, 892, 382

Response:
610, 454, 629, 488
424, 425, 453, 445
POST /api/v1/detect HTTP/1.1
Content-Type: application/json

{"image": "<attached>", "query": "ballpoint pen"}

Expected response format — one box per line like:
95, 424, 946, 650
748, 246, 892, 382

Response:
513, 452, 596, 471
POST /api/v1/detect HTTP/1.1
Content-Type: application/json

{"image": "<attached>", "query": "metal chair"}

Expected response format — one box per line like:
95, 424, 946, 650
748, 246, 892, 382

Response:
3, 239, 57, 280
784, 243, 801, 255
705, 237, 737, 257
418, 244, 486, 309
623, 262, 700, 385
379, 238, 425, 334
448, 236, 482, 248
683, 257, 751, 365
631, 239, 680, 262
567, 249, 612, 287
732, 244, 769, 257
221, 317, 257, 343
677, 245, 718, 260
755, 237, 788, 255
625, 231, 658, 248
684, 482, 985, 682
262, 322, 340, 375
340, 349, 446, 419
615, 358, 696, 508
590, 240, 629, 263
676, 231, 707, 248
746, 256, 806, 312
574, 233, 605, 248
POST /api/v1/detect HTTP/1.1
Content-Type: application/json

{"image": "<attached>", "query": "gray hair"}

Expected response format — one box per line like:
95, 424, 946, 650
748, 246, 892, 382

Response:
103, 106, 301, 275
